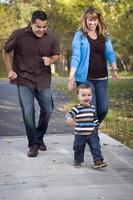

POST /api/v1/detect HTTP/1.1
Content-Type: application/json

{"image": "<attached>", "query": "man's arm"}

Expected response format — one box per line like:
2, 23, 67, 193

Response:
42, 55, 60, 66
2, 50, 17, 80
50, 55, 60, 64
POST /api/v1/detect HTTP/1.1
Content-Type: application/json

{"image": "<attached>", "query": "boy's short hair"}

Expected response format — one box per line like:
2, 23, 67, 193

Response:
31, 10, 48, 23
77, 84, 92, 94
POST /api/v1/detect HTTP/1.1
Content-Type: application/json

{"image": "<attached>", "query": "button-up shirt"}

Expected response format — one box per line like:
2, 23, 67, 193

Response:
4, 26, 60, 91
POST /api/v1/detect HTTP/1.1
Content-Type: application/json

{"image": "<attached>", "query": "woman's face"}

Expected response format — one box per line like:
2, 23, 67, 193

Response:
86, 15, 99, 31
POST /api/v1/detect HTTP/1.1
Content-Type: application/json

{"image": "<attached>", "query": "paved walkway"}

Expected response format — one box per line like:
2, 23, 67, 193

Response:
0, 80, 133, 200
0, 79, 72, 136
0, 134, 133, 200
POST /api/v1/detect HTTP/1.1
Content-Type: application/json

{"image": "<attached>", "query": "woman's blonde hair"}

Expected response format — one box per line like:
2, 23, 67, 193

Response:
79, 7, 107, 40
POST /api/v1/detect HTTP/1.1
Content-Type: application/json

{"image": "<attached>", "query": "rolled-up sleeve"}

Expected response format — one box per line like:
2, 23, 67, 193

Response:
51, 36, 60, 56
105, 37, 116, 65
4, 29, 19, 53
70, 32, 81, 69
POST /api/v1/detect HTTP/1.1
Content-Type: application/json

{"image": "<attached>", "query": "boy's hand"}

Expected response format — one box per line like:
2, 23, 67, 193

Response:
67, 117, 75, 127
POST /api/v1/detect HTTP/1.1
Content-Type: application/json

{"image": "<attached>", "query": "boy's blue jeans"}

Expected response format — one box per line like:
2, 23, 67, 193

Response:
77, 79, 108, 123
73, 133, 103, 163
17, 85, 53, 147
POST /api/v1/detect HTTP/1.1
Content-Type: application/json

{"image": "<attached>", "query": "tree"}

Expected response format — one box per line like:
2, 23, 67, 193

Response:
1, 0, 133, 72
104, 0, 133, 71
0, 3, 18, 43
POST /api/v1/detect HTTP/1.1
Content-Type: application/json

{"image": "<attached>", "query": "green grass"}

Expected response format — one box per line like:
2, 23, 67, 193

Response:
56, 78, 133, 149
118, 71, 133, 77
0, 66, 7, 79
103, 79, 133, 148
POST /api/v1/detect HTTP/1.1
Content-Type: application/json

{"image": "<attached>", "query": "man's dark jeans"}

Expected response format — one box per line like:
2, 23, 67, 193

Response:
18, 85, 53, 147
73, 133, 103, 163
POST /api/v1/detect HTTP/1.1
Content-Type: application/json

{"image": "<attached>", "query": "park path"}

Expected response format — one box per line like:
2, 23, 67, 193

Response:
0, 78, 72, 137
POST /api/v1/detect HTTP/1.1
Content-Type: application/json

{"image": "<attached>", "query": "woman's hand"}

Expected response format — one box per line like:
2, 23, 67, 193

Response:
67, 67, 76, 91
67, 77, 75, 91
111, 70, 119, 81
110, 64, 119, 81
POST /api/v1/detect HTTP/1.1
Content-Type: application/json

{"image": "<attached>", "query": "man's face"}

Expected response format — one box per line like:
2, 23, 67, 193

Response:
31, 19, 48, 37
78, 88, 92, 106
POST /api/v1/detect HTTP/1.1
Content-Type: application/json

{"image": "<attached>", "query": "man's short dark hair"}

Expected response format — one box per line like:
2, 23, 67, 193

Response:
31, 10, 48, 23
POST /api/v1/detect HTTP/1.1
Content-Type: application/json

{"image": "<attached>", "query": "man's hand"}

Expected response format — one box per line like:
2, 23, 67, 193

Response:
8, 70, 17, 80
42, 56, 51, 66
66, 117, 75, 127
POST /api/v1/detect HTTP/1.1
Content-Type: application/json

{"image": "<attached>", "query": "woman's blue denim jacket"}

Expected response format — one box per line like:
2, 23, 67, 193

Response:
70, 31, 116, 82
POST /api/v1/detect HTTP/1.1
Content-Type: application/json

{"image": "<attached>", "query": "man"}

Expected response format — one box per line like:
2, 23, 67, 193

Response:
3, 10, 60, 157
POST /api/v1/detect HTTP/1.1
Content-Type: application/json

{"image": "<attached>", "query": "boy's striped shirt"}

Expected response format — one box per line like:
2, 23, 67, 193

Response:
66, 104, 99, 135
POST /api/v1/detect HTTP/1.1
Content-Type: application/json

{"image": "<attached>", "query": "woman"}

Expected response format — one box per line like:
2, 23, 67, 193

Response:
68, 6, 118, 124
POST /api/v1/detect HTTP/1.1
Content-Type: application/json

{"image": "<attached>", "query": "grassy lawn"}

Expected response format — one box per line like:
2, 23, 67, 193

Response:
103, 78, 133, 148
56, 76, 133, 149
0, 66, 7, 79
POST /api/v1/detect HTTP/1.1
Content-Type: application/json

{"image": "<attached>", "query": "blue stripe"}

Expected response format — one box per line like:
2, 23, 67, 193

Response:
78, 109, 95, 113
76, 122, 95, 127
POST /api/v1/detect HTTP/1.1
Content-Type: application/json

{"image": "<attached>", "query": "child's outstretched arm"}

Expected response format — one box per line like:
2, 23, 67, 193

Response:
66, 116, 75, 127
65, 113, 75, 127
65, 106, 78, 127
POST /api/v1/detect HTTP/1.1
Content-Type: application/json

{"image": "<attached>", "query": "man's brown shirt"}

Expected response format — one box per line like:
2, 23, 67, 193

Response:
4, 26, 60, 91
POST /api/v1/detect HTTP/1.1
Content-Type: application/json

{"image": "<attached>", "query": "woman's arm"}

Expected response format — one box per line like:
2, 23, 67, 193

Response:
110, 63, 119, 81
68, 67, 76, 90
68, 31, 81, 90
105, 37, 119, 81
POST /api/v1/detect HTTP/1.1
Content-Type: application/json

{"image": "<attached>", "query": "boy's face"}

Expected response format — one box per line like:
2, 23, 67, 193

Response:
77, 88, 92, 106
